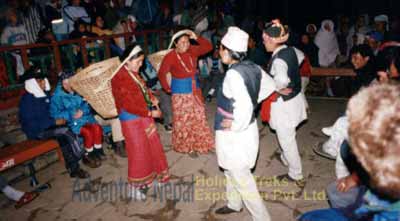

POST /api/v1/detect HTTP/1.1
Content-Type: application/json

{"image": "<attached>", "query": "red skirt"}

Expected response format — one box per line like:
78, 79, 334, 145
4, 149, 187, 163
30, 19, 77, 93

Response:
121, 117, 169, 187
171, 94, 215, 153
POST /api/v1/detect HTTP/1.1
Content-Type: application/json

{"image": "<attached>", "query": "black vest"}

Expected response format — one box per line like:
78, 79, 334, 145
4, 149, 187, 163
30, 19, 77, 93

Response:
267, 47, 301, 101
214, 60, 261, 130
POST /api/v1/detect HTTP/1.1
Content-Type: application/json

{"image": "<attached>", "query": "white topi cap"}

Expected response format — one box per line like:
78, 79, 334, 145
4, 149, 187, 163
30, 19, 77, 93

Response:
127, 15, 137, 23
221, 26, 249, 52
374, 14, 389, 23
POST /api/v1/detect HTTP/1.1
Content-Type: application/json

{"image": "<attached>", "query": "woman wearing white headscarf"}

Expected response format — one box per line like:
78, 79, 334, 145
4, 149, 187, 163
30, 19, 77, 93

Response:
315, 20, 340, 67
314, 19, 340, 96
111, 44, 169, 200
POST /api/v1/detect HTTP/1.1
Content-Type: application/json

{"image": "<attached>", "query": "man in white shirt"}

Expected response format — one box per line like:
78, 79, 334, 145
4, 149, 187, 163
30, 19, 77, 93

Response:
62, 0, 90, 33
214, 26, 275, 221
262, 20, 308, 187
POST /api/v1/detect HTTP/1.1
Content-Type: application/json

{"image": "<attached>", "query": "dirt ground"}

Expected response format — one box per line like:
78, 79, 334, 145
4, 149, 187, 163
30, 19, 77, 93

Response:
0, 97, 347, 221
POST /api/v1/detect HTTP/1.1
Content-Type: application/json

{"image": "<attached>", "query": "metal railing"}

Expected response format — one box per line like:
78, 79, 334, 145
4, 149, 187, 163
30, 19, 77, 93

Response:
0, 28, 356, 109
0, 29, 173, 84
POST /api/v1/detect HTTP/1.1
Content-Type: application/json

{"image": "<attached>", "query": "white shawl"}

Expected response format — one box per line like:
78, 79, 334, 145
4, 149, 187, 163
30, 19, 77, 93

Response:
314, 20, 340, 67
24, 78, 50, 98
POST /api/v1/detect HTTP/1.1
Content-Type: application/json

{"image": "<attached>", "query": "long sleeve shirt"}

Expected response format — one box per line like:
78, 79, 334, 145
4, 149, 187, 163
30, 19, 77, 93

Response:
1, 24, 29, 46
50, 84, 95, 134
62, 5, 91, 33
269, 45, 305, 90
158, 36, 212, 92
111, 67, 155, 117
19, 92, 56, 139
223, 67, 276, 132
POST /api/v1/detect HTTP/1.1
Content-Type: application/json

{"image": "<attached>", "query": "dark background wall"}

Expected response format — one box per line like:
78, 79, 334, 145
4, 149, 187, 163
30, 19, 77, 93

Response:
235, 0, 398, 31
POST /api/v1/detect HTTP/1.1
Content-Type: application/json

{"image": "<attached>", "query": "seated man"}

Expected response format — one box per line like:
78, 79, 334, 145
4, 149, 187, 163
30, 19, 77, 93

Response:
18, 67, 90, 178
326, 141, 368, 209
316, 44, 377, 159
299, 83, 400, 221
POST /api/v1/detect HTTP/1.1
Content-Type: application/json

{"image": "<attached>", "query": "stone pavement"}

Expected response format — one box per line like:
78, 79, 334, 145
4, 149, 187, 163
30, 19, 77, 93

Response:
0, 97, 347, 221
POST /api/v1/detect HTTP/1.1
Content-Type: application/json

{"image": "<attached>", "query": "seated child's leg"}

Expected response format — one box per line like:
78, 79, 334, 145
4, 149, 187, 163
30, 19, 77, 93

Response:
80, 125, 94, 151
91, 124, 103, 147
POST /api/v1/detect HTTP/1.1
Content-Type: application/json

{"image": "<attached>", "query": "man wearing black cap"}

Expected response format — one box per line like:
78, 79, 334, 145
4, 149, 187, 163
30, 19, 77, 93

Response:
262, 20, 307, 187
19, 67, 90, 178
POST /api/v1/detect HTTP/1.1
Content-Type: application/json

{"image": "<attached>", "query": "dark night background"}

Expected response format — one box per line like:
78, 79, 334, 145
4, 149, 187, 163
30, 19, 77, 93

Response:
227, 0, 399, 31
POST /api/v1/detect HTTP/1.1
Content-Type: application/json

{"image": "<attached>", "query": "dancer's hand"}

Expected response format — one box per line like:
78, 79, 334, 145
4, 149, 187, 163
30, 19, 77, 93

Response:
186, 30, 197, 40
278, 88, 292, 96
336, 176, 358, 192
151, 97, 159, 106
151, 109, 162, 118
55, 119, 66, 125
221, 119, 232, 130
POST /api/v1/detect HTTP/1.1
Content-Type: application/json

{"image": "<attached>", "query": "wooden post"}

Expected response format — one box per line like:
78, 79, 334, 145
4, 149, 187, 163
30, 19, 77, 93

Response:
20, 48, 30, 70
159, 31, 164, 50
52, 41, 62, 73
104, 38, 111, 59
143, 33, 149, 54
80, 38, 89, 67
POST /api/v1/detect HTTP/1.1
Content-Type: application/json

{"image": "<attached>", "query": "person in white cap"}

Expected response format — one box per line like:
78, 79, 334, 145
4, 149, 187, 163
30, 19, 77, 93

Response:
262, 19, 307, 187
374, 14, 389, 40
214, 26, 275, 221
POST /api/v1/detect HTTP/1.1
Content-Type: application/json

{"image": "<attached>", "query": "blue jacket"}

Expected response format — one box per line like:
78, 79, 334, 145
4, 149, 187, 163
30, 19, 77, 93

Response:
19, 92, 56, 139
298, 190, 400, 221
50, 83, 95, 134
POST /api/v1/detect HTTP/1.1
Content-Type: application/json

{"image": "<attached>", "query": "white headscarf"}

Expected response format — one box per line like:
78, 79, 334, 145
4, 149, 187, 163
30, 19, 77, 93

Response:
374, 14, 389, 31
24, 78, 50, 98
314, 20, 340, 67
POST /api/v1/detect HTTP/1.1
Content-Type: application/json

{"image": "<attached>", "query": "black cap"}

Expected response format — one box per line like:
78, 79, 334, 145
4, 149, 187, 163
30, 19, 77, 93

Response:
264, 22, 285, 38
59, 71, 75, 81
20, 66, 46, 82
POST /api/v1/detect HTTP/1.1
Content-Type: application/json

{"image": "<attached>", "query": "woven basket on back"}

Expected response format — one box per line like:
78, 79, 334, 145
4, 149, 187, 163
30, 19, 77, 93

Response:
69, 57, 121, 118
147, 49, 172, 86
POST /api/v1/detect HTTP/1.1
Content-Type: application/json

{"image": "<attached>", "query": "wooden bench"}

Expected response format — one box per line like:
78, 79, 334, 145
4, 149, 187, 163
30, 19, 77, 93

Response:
0, 140, 64, 186
311, 67, 356, 77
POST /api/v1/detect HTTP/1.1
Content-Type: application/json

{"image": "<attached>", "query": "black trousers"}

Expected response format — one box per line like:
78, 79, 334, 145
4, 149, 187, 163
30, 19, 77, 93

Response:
37, 126, 83, 174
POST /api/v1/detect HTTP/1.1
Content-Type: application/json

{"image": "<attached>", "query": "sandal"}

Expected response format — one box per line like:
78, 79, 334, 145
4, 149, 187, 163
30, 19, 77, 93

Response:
15, 192, 39, 209
313, 141, 336, 160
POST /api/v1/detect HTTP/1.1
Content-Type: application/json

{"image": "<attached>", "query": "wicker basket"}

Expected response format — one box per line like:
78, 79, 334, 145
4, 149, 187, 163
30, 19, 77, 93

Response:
148, 49, 173, 86
69, 57, 121, 118
147, 49, 172, 72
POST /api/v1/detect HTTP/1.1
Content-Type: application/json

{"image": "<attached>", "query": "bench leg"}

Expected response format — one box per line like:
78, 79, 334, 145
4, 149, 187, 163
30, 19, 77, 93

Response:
56, 147, 65, 165
27, 162, 39, 187
27, 162, 52, 192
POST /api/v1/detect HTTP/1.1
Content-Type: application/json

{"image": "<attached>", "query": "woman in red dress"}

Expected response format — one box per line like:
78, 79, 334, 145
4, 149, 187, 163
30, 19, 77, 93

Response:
158, 29, 214, 156
111, 44, 169, 200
